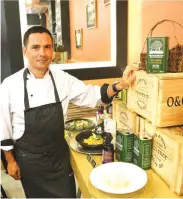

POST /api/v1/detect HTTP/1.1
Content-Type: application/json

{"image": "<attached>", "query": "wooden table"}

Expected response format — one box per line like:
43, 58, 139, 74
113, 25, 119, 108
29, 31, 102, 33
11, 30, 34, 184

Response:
66, 134, 182, 198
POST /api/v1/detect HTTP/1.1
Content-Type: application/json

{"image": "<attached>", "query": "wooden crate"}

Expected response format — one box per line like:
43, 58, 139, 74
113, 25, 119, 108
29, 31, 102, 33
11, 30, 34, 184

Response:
135, 115, 146, 137
144, 122, 183, 196
112, 100, 136, 133
127, 71, 183, 127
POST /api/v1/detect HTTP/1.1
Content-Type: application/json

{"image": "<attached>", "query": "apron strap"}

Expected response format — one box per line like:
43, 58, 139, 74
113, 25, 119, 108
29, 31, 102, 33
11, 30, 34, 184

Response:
49, 71, 60, 103
23, 68, 30, 110
23, 68, 61, 110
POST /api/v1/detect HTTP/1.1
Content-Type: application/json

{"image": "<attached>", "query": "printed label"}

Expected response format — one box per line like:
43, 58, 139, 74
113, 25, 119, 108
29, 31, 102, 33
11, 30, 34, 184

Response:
133, 139, 140, 156
119, 111, 130, 129
147, 37, 168, 73
152, 133, 167, 169
124, 135, 134, 162
115, 132, 123, 161
102, 151, 114, 163
116, 134, 122, 150
149, 39, 164, 54
135, 78, 149, 110
167, 96, 183, 107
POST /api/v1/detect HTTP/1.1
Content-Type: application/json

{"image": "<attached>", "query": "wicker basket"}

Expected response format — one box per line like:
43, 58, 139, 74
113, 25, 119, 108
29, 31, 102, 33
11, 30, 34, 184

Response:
140, 19, 183, 73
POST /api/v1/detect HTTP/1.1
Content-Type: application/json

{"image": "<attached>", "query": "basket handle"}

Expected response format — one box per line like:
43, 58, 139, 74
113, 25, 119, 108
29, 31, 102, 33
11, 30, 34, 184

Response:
141, 19, 183, 53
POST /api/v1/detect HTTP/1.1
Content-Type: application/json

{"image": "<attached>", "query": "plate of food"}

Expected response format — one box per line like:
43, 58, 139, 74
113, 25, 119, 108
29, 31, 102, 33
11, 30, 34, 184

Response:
65, 118, 95, 132
75, 131, 104, 150
90, 162, 147, 194
69, 136, 102, 155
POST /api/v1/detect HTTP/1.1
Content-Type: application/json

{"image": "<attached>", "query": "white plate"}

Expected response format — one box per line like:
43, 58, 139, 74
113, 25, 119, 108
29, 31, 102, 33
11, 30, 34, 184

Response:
90, 162, 147, 194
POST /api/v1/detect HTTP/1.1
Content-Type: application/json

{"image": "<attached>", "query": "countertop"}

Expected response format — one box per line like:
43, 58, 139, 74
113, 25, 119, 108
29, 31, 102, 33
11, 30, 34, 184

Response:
66, 132, 182, 198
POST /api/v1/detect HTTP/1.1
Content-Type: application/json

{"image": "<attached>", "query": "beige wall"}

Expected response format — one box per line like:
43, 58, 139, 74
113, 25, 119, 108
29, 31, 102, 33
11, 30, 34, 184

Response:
84, 77, 122, 86
128, 0, 183, 65
128, 0, 143, 66
69, 0, 111, 62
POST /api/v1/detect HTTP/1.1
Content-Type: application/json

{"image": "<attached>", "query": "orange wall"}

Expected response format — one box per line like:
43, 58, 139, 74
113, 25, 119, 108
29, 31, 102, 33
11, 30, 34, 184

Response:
69, 0, 110, 62
142, 1, 183, 51
128, 0, 183, 65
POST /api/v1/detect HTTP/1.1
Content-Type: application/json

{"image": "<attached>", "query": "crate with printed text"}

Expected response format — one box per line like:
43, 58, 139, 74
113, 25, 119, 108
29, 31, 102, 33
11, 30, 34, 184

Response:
135, 115, 146, 137
127, 70, 183, 127
144, 121, 183, 196
112, 100, 136, 133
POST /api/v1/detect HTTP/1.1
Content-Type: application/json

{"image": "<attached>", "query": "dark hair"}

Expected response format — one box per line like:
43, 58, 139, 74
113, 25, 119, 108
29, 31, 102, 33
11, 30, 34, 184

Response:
23, 26, 53, 47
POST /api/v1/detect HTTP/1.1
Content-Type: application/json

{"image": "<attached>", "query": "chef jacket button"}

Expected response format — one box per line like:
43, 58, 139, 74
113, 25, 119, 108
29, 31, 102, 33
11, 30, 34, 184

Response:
30, 94, 33, 97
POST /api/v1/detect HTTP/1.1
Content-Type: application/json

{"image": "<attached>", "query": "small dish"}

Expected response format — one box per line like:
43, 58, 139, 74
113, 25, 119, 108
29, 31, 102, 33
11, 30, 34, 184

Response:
75, 131, 104, 150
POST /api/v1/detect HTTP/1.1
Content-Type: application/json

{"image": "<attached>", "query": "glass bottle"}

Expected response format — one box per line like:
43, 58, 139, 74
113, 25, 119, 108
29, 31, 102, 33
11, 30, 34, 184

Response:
102, 132, 114, 164
95, 112, 103, 135
98, 105, 104, 115
95, 105, 104, 135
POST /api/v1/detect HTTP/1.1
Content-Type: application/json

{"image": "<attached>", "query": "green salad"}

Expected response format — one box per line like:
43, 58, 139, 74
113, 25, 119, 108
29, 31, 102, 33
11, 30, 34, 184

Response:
65, 119, 94, 131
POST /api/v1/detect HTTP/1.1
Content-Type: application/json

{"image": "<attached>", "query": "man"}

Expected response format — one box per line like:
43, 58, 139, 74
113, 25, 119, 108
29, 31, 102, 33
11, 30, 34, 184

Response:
0, 26, 139, 198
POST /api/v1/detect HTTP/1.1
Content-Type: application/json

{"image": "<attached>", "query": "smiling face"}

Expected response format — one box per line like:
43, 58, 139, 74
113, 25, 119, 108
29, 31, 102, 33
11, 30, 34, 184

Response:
23, 32, 53, 73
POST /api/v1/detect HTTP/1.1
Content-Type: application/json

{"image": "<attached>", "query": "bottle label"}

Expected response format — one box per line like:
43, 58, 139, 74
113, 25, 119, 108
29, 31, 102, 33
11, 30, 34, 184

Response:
102, 150, 114, 163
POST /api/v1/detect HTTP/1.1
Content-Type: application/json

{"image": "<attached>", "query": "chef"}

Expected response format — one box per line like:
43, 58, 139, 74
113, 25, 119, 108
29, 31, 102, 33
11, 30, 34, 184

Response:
0, 26, 139, 198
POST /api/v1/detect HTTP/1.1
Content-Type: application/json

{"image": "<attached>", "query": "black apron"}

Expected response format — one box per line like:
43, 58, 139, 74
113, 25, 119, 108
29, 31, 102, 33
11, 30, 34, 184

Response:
14, 68, 76, 198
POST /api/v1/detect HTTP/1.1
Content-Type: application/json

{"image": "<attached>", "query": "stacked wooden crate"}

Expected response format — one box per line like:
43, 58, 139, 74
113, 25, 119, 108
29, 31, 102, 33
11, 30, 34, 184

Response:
126, 70, 183, 195
127, 71, 183, 127
112, 99, 137, 133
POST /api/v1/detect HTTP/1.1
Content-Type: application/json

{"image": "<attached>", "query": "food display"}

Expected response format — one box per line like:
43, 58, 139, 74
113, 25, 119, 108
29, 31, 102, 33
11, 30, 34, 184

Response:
65, 119, 95, 131
75, 131, 104, 150
83, 133, 104, 145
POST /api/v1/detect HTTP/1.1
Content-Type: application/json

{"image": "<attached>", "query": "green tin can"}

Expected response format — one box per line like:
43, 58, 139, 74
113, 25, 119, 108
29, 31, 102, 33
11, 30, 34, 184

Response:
133, 134, 152, 170
117, 89, 128, 105
146, 37, 169, 73
121, 89, 128, 105
118, 91, 122, 100
115, 129, 134, 163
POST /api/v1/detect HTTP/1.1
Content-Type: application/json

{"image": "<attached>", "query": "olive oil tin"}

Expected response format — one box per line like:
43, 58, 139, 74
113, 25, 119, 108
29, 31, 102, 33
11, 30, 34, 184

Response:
118, 91, 122, 100
133, 134, 152, 170
117, 89, 128, 105
121, 89, 128, 105
115, 129, 134, 163
147, 37, 169, 73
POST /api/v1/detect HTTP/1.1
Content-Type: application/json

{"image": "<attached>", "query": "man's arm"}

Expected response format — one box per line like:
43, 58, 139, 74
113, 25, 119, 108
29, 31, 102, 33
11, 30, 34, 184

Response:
66, 65, 141, 107
0, 80, 21, 180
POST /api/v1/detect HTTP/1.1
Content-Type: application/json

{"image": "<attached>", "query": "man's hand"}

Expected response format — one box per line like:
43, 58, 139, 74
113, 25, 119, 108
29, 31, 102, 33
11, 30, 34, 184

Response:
4, 150, 21, 180
117, 65, 142, 90
7, 161, 21, 180
107, 65, 142, 98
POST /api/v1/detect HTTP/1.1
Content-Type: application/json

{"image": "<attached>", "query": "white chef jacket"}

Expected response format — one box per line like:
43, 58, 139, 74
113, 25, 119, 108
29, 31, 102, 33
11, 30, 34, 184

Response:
0, 68, 102, 151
